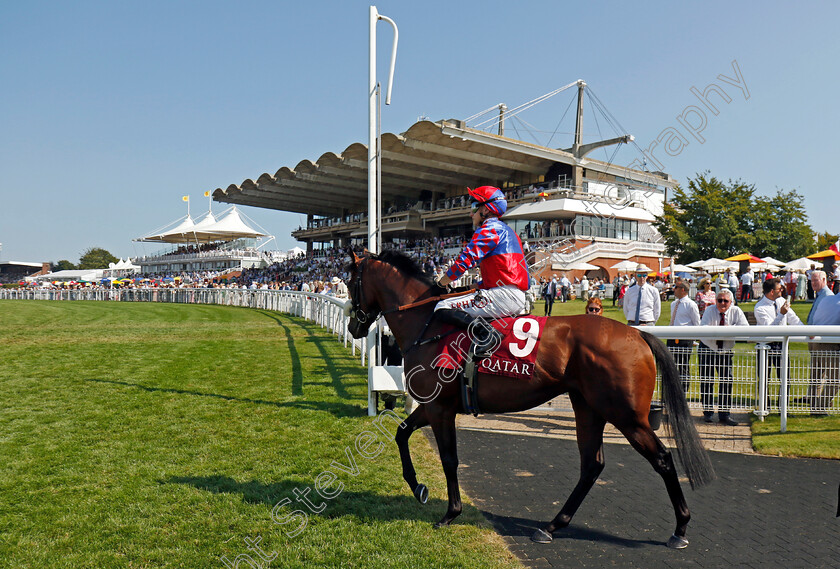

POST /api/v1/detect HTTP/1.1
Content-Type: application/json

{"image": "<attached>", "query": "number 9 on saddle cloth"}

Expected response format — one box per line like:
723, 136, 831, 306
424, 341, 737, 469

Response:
433, 284, 528, 358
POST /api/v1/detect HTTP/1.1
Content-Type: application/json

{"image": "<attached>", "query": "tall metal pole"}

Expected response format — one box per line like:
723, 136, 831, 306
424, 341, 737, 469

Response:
368, 6, 397, 255
367, 6, 398, 415
368, 6, 378, 254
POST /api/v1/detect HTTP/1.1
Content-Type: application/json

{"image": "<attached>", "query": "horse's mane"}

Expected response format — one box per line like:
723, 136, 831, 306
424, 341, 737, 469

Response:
373, 249, 437, 287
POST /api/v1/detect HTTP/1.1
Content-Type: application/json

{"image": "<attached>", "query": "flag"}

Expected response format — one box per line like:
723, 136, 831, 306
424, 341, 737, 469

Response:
831, 241, 839, 255
204, 191, 211, 197
182, 195, 189, 202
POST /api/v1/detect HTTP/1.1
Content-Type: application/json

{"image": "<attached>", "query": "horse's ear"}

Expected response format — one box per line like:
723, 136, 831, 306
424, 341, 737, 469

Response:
345, 245, 360, 264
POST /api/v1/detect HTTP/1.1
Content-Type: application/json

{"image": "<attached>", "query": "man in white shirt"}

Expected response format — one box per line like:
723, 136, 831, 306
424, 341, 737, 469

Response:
666, 282, 701, 392
698, 288, 749, 425
755, 277, 802, 408
739, 270, 754, 303
559, 273, 571, 303
622, 265, 661, 326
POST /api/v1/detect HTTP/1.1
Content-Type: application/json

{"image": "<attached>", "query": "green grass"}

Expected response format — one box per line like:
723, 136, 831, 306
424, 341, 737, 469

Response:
0, 300, 521, 569
751, 415, 840, 459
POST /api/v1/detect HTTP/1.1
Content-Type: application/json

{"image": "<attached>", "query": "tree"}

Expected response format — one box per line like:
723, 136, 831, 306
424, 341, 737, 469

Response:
78, 247, 118, 269
53, 260, 77, 271
750, 189, 814, 260
816, 231, 839, 252
655, 174, 815, 262
655, 173, 755, 262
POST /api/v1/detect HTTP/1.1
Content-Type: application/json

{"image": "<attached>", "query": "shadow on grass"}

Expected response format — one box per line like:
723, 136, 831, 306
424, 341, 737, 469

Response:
255, 309, 356, 400
164, 474, 464, 526
86, 378, 365, 418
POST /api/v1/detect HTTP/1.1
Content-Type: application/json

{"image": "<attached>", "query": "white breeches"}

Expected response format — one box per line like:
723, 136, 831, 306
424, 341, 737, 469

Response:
434, 285, 528, 319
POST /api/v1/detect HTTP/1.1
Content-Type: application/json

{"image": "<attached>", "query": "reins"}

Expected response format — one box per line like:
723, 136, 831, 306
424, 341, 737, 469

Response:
381, 288, 476, 316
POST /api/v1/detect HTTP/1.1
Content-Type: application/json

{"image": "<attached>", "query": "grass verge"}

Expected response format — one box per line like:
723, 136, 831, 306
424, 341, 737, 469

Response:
750, 414, 840, 459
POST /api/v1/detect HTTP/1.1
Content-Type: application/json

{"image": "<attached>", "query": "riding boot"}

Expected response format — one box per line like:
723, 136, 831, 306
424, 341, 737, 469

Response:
435, 308, 501, 358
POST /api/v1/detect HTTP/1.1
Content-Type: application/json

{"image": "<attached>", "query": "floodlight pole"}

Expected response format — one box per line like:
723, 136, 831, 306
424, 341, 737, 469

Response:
367, 6, 398, 415
368, 5, 397, 255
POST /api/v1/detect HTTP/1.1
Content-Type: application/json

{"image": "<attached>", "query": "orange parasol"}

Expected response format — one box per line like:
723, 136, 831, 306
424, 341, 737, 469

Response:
725, 253, 763, 263
806, 249, 840, 260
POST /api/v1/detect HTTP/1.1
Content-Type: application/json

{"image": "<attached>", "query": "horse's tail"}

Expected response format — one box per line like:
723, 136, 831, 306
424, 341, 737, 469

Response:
640, 331, 716, 489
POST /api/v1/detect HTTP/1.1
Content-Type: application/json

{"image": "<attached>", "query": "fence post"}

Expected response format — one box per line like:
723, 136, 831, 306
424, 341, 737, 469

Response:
755, 343, 769, 421
780, 337, 790, 433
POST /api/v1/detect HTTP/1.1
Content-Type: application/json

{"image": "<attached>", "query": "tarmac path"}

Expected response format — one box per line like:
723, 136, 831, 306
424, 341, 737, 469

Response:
424, 407, 840, 568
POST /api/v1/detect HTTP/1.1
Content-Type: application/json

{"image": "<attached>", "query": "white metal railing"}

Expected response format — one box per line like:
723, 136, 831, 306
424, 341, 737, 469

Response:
4, 289, 838, 430
551, 240, 667, 266
644, 326, 840, 432
0, 287, 365, 362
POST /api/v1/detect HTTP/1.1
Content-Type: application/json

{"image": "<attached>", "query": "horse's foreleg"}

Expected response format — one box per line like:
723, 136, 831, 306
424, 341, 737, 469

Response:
428, 407, 462, 527
395, 405, 430, 503
619, 424, 691, 549
533, 392, 606, 543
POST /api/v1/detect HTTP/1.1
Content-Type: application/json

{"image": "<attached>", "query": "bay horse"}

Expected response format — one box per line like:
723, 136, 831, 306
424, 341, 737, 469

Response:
345, 249, 715, 549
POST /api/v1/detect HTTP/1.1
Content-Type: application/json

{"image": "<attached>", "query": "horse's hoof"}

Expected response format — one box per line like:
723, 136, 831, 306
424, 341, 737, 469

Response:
531, 528, 553, 543
413, 484, 428, 504
433, 519, 450, 529
666, 534, 689, 549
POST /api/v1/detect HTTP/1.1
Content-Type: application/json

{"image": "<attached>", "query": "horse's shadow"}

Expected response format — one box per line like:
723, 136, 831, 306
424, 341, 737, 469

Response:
478, 510, 664, 548
164, 475, 468, 525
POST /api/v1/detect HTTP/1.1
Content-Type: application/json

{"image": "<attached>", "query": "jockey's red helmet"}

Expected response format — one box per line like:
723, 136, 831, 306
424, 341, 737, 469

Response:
468, 186, 507, 217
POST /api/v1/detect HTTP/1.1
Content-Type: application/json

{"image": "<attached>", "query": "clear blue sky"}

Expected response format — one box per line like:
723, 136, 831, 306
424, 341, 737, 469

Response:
1, 1, 837, 263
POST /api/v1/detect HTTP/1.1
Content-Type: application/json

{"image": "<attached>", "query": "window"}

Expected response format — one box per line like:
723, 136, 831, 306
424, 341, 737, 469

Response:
574, 215, 637, 240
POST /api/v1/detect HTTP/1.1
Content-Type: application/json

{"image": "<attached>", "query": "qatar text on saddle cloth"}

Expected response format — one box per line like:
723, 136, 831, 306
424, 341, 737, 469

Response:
435, 316, 547, 380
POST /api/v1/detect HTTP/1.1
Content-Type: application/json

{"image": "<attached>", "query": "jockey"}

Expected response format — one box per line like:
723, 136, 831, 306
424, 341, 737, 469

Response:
435, 186, 530, 356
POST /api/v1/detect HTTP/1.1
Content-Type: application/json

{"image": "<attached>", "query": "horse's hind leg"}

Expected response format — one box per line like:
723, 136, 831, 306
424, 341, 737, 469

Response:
533, 391, 606, 543
618, 423, 691, 549
395, 405, 431, 503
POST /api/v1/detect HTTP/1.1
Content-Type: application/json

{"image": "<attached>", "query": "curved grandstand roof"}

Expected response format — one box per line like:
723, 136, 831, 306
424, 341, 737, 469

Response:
212, 119, 676, 217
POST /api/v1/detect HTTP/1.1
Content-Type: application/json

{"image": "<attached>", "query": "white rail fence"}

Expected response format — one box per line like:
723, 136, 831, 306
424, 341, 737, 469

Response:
3, 290, 839, 430
644, 326, 840, 432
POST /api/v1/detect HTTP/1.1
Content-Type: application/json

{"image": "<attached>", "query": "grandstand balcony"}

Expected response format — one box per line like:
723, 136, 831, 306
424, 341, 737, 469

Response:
136, 248, 266, 273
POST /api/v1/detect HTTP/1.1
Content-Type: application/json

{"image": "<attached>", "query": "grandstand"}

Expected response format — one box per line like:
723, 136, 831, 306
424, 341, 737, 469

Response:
212, 84, 677, 281
0, 261, 49, 284
133, 206, 275, 274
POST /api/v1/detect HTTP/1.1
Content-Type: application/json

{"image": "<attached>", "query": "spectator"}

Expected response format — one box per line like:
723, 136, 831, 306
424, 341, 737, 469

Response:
698, 288, 749, 426
739, 269, 753, 302
667, 281, 700, 393
806, 270, 840, 415
832, 262, 840, 295
796, 270, 808, 301
331, 276, 348, 299
754, 277, 803, 408
559, 273, 571, 303
622, 264, 661, 326
783, 270, 797, 299
695, 278, 716, 319
580, 275, 590, 301
584, 297, 603, 315
543, 276, 557, 316
726, 269, 740, 304
612, 274, 621, 306
806, 264, 816, 300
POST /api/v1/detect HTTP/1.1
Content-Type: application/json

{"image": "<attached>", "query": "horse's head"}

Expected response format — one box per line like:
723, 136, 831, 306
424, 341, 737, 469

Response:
344, 248, 381, 339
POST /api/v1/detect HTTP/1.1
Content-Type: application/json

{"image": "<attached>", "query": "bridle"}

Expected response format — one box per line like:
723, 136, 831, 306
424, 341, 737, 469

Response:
347, 256, 380, 325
